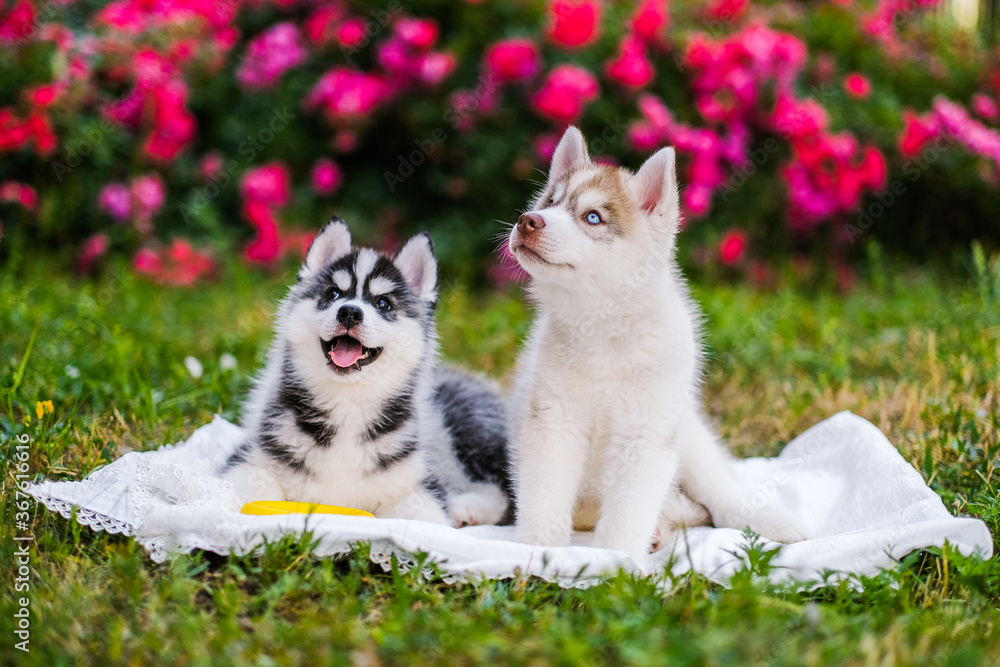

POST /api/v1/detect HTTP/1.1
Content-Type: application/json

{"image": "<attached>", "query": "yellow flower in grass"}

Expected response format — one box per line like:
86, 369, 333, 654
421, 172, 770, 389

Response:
35, 400, 54, 420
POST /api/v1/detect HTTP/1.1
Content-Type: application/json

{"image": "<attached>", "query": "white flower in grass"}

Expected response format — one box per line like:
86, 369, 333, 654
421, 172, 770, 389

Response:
65, 365, 80, 379
219, 353, 238, 371
184, 356, 204, 379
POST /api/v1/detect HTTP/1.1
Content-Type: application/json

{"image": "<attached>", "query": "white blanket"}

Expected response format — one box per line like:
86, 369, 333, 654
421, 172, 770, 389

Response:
27, 411, 993, 588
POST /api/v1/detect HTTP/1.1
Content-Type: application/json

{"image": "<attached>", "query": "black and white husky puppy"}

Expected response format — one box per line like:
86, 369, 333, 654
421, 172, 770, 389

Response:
222, 219, 511, 527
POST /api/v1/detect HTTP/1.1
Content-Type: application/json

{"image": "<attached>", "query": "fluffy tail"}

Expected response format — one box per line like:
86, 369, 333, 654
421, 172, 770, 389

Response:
677, 411, 807, 544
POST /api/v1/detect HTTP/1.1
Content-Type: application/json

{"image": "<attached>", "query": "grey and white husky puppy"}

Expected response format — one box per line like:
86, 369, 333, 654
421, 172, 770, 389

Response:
222, 219, 511, 527
507, 127, 806, 562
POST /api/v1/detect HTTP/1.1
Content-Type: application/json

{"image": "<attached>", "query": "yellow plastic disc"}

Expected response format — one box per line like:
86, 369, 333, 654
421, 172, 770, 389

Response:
240, 500, 374, 518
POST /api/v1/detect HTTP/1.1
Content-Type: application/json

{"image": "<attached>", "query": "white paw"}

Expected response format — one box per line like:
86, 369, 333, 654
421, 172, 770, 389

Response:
449, 489, 508, 527
661, 491, 712, 529
746, 505, 807, 544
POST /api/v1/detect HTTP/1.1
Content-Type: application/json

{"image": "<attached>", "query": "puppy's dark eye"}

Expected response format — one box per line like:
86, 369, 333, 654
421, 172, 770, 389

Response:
585, 211, 603, 225
327, 288, 341, 302
375, 297, 393, 312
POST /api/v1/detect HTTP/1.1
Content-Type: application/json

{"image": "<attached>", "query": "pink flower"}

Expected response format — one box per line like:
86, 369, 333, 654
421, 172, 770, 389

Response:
311, 158, 343, 196
237, 23, 308, 90
0, 1, 35, 43
143, 80, 196, 163
394, 17, 438, 51
898, 110, 939, 158
531, 65, 599, 123
376, 38, 411, 75
243, 203, 282, 264
281, 228, 318, 260
533, 133, 559, 163
484, 38, 541, 84
718, 229, 748, 265
631, 0, 669, 43
706, 0, 749, 22
38, 23, 73, 50
134, 240, 216, 286
26, 84, 62, 109
133, 248, 162, 275
241, 163, 291, 206
0, 109, 28, 153
77, 233, 110, 273
130, 173, 165, 225
844, 73, 872, 99
684, 184, 713, 217
417, 52, 457, 87
859, 146, 887, 190
863, 0, 944, 56
98, 183, 132, 223
771, 94, 829, 138
133, 49, 173, 89
304, 6, 344, 46
778, 121, 887, 230
306, 67, 389, 122
627, 121, 662, 152
972, 93, 999, 122
605, 35, 654, 89
547, 0, 600, 48
932, 96, 1000, 168
199, 153, 224, 180
335, 18, 367, 48
685, 26, 806, 125
627, 94, 736, 217
0, 181, 37, 210
241, 163, 292, 265
97, 0, 147, 32
34, 113, 57, 155
637, 93, 677, 136
215, 27, 240, 54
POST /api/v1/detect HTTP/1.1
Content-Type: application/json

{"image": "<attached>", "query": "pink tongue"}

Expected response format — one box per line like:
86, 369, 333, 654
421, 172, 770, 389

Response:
330, 337, 364, 368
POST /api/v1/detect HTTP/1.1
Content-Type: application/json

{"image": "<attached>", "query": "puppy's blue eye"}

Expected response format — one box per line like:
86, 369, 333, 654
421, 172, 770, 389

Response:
585, 211, 603, 225
328, 289, 341, 301
376, 297, 392, 312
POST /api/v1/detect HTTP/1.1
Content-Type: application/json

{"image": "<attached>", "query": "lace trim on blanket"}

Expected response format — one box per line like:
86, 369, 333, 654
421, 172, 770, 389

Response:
31, 493, 134, 536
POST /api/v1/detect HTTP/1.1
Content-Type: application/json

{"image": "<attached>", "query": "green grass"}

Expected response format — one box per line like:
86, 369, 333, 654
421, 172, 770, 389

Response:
2, 252, 999, 665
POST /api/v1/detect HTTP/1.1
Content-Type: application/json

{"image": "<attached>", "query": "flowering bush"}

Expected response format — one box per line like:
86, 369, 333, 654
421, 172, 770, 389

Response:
1, 0, 998, 285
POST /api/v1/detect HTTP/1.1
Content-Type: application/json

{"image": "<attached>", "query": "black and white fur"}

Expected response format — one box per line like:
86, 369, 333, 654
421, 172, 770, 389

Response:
222, 219, 511, 527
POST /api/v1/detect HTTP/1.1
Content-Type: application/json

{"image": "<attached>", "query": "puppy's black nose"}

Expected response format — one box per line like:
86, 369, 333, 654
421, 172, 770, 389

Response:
337, 305, 364, 329
517, 212, 546, 236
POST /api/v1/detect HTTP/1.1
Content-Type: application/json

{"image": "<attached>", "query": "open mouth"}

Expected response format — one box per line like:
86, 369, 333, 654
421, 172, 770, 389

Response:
321, 335, 383, 374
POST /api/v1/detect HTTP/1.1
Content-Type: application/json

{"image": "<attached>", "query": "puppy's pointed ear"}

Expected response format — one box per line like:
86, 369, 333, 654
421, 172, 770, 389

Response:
395, 232, 437, 303
549, 126, 590, 183
301, 218, 351, 278
630, 147, 679, 227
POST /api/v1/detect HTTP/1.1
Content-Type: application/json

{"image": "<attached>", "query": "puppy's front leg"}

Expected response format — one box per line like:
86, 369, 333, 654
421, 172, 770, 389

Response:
514, 394, 589, 547
382, 489, 451, 525
593, 421, 679, 562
